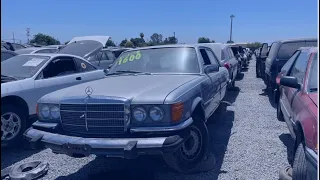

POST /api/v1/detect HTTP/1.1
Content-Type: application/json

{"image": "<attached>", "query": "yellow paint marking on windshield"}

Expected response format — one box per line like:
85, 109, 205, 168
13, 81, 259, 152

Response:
118, 51, 142, 65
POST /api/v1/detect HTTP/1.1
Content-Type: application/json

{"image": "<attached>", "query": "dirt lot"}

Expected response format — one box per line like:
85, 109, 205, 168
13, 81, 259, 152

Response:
1, 56, 293, 180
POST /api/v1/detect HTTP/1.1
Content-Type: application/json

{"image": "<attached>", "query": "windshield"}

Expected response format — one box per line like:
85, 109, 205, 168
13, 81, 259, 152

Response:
1, 55, 50, 78
15, 48, 36, 54
58, 40, 103, 58
108, 47, 200, 74
277, 41, 317, 60
308, 53, 318, 92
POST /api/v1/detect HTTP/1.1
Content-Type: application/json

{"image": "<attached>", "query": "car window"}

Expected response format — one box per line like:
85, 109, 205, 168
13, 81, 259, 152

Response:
106, 51, 115, 60
11, 43, 25, 50
228, 48, 234, 58
1, 52, 14, 61
205, 49, 219, 66
289, 51, 309, 84
281, 50, 300, 73
1, 55, 50, 78
221, 50, 226, 60
42, 57, 78, 79
267, 43, 278, 59
277, 41, 309, 60
100, 52, 109, 61
109, 47, 200, 74
74, 58, 97, 72
199, 49, 211, 65
308, 53, 317, 92
49, 49, 59, 53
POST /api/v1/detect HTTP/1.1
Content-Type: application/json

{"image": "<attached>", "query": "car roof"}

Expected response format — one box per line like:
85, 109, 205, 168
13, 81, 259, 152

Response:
298, 46, 318, 53
273, 38, 318, 43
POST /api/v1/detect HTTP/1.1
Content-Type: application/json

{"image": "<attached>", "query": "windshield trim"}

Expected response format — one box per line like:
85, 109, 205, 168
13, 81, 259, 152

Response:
110, 47, 202, 74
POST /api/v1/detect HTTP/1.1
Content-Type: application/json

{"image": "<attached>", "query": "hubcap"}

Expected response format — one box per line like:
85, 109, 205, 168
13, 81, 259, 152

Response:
1, 112, 21, 140
181, 126, 202, 161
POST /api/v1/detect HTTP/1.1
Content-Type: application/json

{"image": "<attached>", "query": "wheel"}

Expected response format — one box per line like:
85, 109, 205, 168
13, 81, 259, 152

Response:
274, 89, 280, 105
231, 79, 235, 87
277, 102, 285, 122
163, 116, 209, 173
292, 143, 307, 180
1, 104, 27, 147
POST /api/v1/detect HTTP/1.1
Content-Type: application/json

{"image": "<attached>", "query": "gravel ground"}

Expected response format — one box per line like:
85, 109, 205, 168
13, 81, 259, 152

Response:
1, 56, 293, 180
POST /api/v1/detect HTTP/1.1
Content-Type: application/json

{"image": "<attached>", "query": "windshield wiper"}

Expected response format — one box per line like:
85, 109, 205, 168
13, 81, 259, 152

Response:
1, 74, 18, 80
106, 70, 152, 76
309, 88, 318, 92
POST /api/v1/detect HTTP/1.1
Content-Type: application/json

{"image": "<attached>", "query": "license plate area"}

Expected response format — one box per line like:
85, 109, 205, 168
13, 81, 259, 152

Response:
62, 143, 91, 157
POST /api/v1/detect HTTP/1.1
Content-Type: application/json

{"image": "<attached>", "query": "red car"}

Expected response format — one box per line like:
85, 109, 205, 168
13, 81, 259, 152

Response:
277, 47, 318, 180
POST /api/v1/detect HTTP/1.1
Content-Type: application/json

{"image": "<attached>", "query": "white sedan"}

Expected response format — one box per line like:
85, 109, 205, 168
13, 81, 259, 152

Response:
1, 37, 108, 147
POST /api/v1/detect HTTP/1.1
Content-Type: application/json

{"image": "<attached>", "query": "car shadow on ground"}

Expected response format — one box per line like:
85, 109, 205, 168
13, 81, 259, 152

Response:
54, 88, 240, 180
279, 133, 295, 166
1, 146, 44, 170
241, 68, 249, 72
258, 88, 277, 109
235, 73, 244, 81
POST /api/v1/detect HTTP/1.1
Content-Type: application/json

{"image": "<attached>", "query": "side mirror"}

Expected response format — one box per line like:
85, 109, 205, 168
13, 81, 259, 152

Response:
204, 64, 219, 74
280, 76, 301, 89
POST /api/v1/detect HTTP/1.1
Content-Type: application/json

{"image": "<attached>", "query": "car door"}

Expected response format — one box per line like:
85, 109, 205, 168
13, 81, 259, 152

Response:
281, 51, 310, 136
73, 58, 106, 82
227, 47, 238, 79
33, 56, 87, 108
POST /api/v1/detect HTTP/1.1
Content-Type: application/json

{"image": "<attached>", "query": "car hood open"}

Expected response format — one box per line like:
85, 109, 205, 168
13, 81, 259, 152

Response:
39, 75, 200, 104
58, 36, 110, 58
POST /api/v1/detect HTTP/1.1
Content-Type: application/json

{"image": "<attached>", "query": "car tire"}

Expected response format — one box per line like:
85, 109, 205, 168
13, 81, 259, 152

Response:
277, 102, 285, 122
292, 143, 307, 180
1, 104, 27, 147
163, 115, 209, 173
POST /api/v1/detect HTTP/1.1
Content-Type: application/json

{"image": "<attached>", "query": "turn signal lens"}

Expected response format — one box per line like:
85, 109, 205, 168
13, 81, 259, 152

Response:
171, 102, 184, 122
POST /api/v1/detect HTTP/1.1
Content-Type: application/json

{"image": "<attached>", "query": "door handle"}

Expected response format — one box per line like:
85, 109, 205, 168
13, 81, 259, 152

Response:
76, 77, 82, 80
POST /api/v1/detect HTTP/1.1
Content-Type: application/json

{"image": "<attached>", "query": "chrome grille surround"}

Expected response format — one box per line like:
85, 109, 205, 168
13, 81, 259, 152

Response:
59, 96, 130, 135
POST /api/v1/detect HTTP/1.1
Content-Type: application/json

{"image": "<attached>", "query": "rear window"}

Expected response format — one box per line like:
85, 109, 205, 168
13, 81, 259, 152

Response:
277, 41, 317, 60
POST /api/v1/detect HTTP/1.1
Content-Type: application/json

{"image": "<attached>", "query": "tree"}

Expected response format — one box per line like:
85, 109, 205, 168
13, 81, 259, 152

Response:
140, 33, 144, 39
150, 33, 163, 45
226, 40, 234, 44
163, 36, 178, 44
119, 39, 128, 47
246, 42, 262, 50
197, 37, 211, 43
124, 40, 134, 48
130, 37, 145, 47
30, 33, 60, 45
105, 39, 116, 47
211, 40, 216, 43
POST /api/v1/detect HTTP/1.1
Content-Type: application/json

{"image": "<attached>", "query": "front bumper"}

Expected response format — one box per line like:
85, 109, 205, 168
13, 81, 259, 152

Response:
24, 119, 192, 159
305, 147, 317, 180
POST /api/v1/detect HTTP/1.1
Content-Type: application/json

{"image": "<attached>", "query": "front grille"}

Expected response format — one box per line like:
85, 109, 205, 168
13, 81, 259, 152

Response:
60, 104, 125, 135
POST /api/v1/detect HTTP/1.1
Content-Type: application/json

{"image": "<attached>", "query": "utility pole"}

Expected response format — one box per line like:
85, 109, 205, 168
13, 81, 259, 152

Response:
12, 32, 15, 43
229, 15, 235, 42
26, 28, 30, 44
173, 32, 175, 38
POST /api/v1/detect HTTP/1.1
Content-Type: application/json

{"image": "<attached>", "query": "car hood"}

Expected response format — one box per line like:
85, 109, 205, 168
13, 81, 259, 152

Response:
308, 93, 318, 107
58, 36, 110, 58
40, 75, 200, 104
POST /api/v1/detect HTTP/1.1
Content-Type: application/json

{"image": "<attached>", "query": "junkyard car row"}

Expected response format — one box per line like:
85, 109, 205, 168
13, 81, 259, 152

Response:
1, 37, 318, 179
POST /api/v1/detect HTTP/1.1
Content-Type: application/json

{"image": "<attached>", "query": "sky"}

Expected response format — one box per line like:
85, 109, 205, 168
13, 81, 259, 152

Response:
1, 0, 318, 45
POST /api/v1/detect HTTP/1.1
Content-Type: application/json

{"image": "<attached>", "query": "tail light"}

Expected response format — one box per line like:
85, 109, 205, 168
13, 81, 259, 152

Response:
224, 63, 231, 69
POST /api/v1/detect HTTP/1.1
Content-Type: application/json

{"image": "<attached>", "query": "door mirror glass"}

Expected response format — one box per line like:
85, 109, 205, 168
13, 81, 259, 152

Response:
280, 76, 301, 89
204, 64, 219, 74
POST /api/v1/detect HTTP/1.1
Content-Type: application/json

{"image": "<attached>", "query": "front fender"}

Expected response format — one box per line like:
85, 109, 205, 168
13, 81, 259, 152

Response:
191, 97, 203, 114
